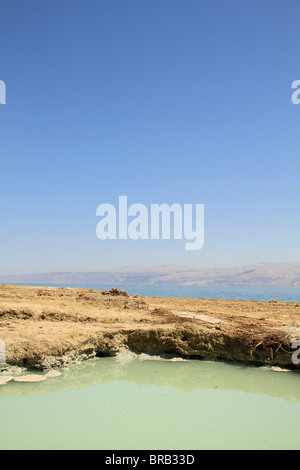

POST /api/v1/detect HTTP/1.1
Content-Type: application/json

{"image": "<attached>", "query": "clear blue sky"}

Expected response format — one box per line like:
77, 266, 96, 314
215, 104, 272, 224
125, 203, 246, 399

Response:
0, 0, 299, 274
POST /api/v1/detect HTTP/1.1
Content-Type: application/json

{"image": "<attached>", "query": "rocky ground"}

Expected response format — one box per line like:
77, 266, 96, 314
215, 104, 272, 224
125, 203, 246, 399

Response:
0, 284, 300, 373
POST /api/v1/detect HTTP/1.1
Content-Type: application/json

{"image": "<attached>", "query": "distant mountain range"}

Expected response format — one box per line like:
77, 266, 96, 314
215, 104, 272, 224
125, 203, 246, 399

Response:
1, 262, 300, 287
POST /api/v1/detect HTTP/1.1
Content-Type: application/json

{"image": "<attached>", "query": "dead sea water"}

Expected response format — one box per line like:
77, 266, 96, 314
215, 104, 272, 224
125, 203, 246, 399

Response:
11, 283, 300, 302
1, 352, 300, 450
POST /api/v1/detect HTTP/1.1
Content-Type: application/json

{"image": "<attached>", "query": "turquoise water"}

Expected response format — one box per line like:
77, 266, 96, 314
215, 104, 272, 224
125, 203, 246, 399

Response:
11, 283, 300, 302
1, 354, 300, 450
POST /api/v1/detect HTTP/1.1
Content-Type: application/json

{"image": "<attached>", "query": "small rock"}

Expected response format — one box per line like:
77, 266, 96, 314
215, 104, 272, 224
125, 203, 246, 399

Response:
45, 370, 61, 378
0, 376, 13, 385
271, 366, 290, 372
13, 375, 47, 383
0, 364, 27, 375
38, 355, 61, 369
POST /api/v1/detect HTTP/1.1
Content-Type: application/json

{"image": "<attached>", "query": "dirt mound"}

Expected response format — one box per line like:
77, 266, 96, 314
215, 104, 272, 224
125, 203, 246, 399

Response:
38, 311, 97, 323
102, 288, 129, 297
0, 309, 34, 320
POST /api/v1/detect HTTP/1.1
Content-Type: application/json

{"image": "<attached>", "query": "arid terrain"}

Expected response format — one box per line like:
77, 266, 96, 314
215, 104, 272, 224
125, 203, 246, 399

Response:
0, 284, 300, 372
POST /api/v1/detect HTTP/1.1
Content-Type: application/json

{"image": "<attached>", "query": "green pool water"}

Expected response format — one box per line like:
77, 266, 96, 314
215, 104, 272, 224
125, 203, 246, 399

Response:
1, 353, 300, 450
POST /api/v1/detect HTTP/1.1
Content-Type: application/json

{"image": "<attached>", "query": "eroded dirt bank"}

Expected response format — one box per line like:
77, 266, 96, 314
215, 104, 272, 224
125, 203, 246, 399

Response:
0, 284, 300, 371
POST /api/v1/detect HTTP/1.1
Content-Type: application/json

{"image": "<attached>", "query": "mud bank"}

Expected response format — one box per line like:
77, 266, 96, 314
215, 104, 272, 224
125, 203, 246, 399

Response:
0, 284, 300, 371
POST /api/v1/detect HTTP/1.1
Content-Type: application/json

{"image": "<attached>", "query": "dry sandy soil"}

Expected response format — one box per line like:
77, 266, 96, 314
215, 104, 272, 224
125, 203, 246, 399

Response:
0, 284, 300, 370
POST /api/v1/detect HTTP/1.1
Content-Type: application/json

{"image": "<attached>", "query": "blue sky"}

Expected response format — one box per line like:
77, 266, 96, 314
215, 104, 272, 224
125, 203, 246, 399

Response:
0, 0, 299, 274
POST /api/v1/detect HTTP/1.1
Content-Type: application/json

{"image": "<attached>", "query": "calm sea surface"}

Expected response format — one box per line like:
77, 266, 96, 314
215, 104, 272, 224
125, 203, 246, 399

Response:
1, 283, 300, 450
10, 283, 300, 302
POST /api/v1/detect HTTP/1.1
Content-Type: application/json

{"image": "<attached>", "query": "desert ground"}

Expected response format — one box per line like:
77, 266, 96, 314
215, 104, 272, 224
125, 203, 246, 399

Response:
0, 284, 300, 371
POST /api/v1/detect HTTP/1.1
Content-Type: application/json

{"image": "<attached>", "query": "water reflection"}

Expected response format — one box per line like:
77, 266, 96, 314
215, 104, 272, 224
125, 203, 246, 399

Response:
1, 352, 300, 402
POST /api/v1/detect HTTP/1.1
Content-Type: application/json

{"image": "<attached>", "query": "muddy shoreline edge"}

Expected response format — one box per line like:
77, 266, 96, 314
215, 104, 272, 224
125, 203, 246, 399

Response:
1, 284, 300, 375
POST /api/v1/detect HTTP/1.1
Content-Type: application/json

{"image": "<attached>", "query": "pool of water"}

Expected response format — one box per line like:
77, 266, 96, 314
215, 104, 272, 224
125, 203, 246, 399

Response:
1, 353, 300, 450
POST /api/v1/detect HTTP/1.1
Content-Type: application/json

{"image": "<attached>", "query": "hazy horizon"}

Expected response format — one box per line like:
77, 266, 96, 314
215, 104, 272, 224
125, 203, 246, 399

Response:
1, 261, 299, 289
1, 260, 300, 277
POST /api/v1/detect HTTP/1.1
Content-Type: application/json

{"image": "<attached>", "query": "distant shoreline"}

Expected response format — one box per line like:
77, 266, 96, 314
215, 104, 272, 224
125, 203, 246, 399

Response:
1, 262, 299, 288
